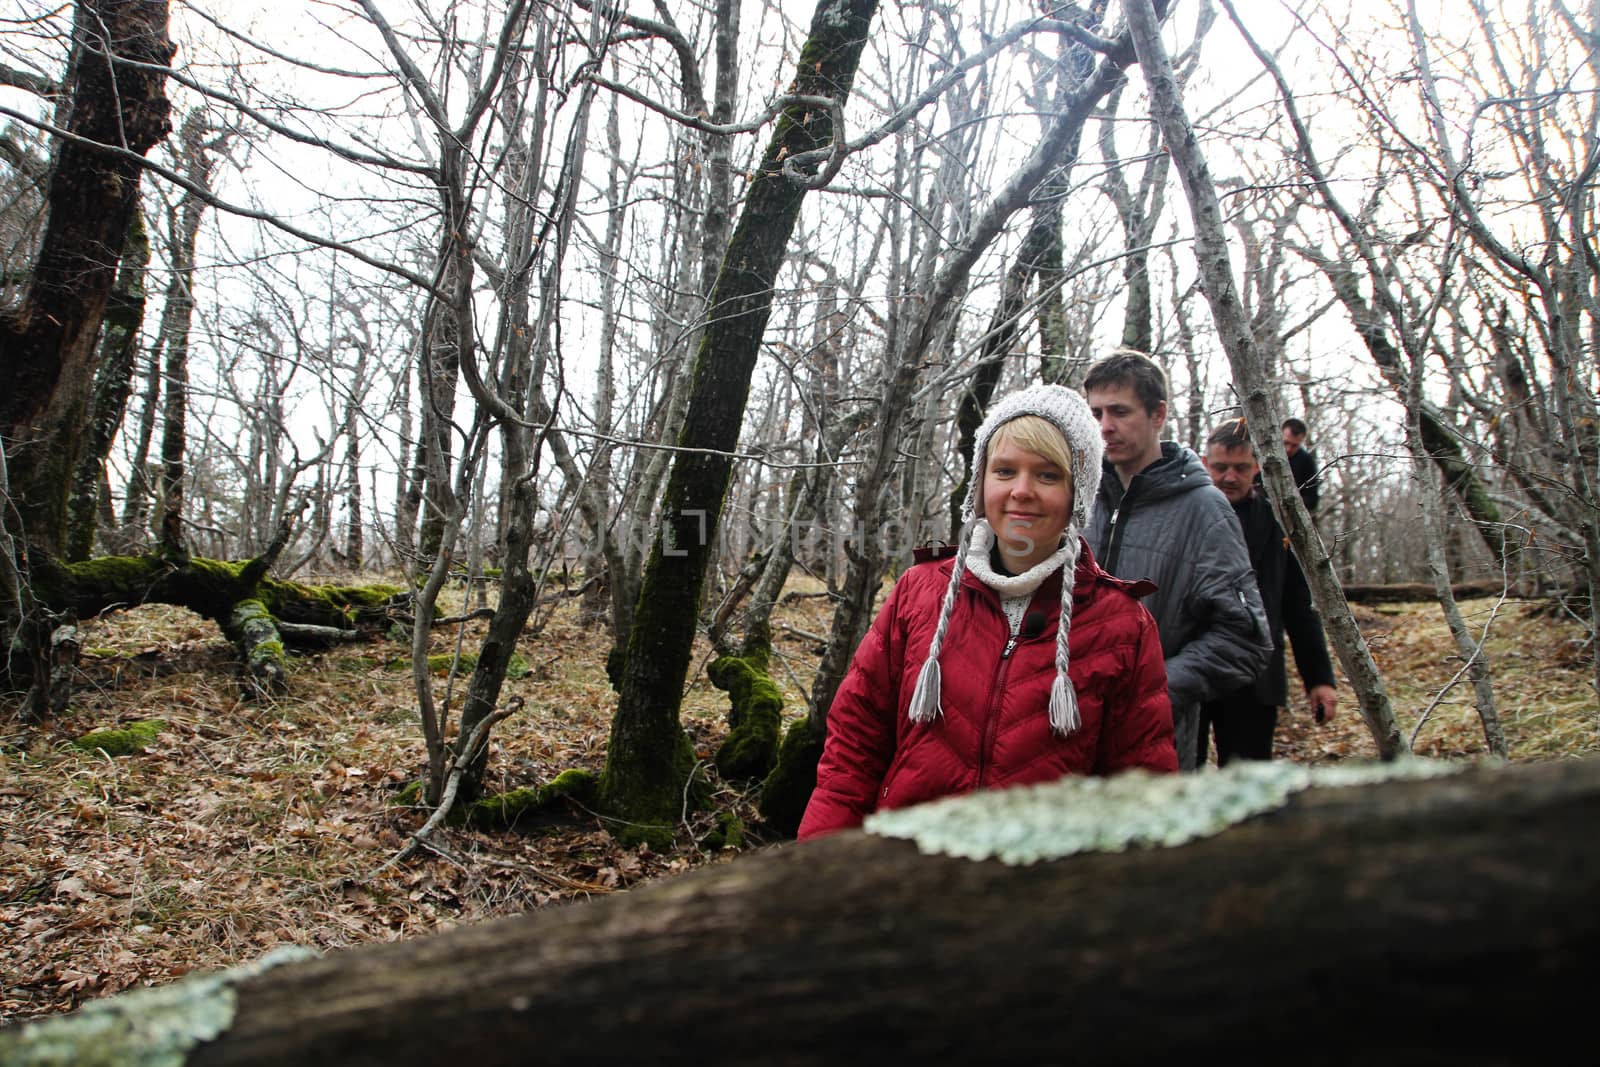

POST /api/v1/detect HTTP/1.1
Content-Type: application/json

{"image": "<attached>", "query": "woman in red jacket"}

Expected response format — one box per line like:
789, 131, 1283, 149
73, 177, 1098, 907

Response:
798, 384, 1178, 839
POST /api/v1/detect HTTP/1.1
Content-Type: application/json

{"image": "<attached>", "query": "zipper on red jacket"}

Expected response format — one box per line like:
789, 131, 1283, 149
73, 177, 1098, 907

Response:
975, 633, 1021, 789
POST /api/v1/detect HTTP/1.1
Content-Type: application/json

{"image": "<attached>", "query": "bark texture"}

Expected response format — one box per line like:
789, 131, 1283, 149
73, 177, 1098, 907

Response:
0, 0, 173, 556
600, 0, 882, 838
8, 758, 1595, 1065
66, 208, 150, 561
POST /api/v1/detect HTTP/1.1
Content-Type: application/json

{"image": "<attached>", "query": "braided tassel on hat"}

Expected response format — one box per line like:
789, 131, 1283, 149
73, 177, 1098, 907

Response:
907, 539, 968, 724
1047, 534, 1083, 736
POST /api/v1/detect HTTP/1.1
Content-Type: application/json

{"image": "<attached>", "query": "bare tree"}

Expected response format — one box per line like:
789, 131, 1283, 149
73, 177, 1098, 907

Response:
1128, 0, 1407, 758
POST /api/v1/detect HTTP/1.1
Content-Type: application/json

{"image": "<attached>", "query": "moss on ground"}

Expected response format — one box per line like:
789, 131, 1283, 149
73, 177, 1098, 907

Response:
457, 770, 599, 830
388, 653, 480, 676
699, 810, 744, 851
74, 719, 165, 757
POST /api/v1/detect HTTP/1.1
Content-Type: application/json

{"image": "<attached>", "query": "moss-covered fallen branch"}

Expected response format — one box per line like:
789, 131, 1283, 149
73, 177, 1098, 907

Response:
457, 769, 599, 831
17, 552, 410, 704
227, 599, 287, 698
30, 553, 408, 643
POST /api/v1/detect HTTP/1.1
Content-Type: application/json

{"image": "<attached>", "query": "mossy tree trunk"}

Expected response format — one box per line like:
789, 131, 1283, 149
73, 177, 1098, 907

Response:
708, 650, 783, 783
8, 759, 1597, 1065
599, 0, 882, 843
66, 209, 151, 562
0, 0, 173, 561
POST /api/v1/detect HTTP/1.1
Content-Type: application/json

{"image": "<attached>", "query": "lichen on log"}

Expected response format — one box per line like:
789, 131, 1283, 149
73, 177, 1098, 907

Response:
0, 944, 313, 1067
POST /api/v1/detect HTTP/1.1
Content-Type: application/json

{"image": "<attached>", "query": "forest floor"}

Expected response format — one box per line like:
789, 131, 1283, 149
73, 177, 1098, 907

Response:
1, 575, 1595, 1025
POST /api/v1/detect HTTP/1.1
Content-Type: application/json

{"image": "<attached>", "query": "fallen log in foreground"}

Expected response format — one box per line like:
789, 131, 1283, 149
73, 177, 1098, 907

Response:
5, 758, 1595, 1065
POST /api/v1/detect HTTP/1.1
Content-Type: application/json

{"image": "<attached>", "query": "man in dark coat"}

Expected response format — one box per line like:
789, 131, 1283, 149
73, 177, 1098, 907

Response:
1281, 417, 1320, 513
1084, 351, 1272, 771
1199, 419, 1338, 765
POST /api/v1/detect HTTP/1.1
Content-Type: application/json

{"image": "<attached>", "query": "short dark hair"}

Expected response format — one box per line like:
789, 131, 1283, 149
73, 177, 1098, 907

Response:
1084, 348, 1167, 414
1206, 417, 1252, 451
1281, 417, 1308, 436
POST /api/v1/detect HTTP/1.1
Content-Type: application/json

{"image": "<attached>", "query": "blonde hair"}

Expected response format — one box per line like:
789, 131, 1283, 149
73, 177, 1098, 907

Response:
988, 415, 1074, 477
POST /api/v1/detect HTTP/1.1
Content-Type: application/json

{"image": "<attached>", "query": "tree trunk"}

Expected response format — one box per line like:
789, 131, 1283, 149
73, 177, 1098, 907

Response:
599, 0, 882, 843
66, 208, 151, 561
117, 321, 165, 548
342, 378, 363, 569
151, 111, 215, 560
0, 0, 173, 558
1128, 0, 1406, 759
8, 758, 1596, 1065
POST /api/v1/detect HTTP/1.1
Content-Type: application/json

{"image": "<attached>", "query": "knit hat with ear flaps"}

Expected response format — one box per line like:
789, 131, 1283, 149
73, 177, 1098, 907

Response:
907, 384, 1105, 736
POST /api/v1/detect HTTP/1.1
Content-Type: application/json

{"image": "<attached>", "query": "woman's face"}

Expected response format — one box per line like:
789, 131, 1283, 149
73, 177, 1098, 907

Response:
983, 435, 1074, 572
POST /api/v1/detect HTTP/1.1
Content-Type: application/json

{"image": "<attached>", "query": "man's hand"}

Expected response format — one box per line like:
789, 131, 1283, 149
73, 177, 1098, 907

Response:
1308, 685, 1337, 725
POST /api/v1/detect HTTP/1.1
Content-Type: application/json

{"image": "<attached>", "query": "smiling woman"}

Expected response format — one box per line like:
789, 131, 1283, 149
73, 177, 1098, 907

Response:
983, 415, 1075, 573
798, 384, 1179, 840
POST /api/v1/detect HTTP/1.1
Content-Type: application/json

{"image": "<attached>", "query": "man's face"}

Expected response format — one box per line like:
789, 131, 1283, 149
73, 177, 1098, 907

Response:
1086, 383, 1166, 473
1283, 425, 1306, 456
1204, 443, 1259, 505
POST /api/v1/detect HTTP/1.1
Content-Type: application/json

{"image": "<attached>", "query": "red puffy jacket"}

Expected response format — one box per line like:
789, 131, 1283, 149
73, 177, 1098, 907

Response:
798, 540, 1177, 839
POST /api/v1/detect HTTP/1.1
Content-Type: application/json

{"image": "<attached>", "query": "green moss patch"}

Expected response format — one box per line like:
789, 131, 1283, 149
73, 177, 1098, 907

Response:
699, 811, 744, 851
708, 653, 783, 782
391, 780, 424, 807
73, 719, 166, 757
758, 714, 824, 837
459, 770, 598, 831
387, 653, 480, 677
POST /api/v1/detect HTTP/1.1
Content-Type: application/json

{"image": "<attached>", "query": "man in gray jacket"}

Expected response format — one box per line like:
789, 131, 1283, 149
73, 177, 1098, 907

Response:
1083, 351, 1272, 770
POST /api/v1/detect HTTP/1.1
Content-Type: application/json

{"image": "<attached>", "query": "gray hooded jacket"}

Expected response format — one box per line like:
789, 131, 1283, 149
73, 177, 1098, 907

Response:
1085, 442, 1272, 713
